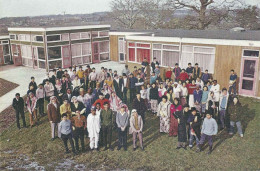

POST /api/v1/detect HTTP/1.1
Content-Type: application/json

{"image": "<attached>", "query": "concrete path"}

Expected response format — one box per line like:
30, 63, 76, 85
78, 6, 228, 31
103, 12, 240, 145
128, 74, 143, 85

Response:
0, 61, 125, 113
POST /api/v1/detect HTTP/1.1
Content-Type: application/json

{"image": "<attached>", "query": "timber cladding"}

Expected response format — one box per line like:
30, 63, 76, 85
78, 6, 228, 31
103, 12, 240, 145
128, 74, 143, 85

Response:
110, 35, 119, 61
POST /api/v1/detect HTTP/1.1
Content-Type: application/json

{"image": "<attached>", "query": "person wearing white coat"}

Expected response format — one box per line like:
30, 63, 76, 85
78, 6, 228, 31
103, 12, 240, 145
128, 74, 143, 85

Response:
210, 80, 220, 110
87, 106, 101, 151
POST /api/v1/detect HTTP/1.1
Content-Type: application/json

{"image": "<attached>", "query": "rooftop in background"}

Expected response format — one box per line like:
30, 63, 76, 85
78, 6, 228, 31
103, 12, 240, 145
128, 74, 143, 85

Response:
111, 29, 260, 41
8, 25, 111, 32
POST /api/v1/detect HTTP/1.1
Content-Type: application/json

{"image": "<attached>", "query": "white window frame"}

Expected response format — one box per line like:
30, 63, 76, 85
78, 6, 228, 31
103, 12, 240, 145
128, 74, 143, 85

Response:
152, 43, 180, 67
118, 37, 126, 62
242, 49, 260, 58
47, 34, 61, 42
128, 41, 151, 63
1, 40, 9, 44
98, 30, 109, 38
33, 35, 44, 42
180, 45, 215, 73
21, 45, 33, 59
10, 34, 17, 40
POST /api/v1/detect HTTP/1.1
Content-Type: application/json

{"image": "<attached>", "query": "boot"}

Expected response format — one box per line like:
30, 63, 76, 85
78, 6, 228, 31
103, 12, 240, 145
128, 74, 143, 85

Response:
207, 146, 212, 155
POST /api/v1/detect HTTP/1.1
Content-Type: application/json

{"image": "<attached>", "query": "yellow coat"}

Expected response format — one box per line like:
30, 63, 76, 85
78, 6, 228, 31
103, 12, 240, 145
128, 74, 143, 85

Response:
60, 104, 72, 118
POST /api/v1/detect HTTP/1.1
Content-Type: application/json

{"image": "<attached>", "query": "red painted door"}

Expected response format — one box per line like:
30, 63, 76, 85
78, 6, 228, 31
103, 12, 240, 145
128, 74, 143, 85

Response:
239, 57, 259, 96
12, 44, 22, 66
62, 45, 71, 68
92, 42, 99, 63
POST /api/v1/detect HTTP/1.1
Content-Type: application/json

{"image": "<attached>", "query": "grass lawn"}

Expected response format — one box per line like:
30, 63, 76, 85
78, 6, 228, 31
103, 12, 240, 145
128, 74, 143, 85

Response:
0, 96, 260, 170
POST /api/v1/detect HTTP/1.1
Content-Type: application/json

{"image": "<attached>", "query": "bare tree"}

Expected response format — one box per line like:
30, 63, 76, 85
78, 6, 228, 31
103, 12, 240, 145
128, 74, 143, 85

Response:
173, 0, 244, 29
110, 0, 141, 29
138, 0, 175, 29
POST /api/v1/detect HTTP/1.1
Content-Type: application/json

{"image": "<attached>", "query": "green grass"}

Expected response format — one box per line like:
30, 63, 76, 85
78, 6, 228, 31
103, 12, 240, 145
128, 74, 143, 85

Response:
0, 97, 260, 170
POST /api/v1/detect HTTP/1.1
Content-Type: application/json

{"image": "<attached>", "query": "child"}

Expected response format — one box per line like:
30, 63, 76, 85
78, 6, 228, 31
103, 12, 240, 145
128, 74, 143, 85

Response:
146, 83, 151, 110
219, 88, 229, 130
59, 113, 76, 154
201, 86, 209, 117
180, 82, 188, 106
87, 106, 101, 151
129, 109, 144, 151
179, 69, 189, 81
158, 83, 167, 102
197, 112, 218, 154
140, 85, 148, 109
150, 83, 159, 114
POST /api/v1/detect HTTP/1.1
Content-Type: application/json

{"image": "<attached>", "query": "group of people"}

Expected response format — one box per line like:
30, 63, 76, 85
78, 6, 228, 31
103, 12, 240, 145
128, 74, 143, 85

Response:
12, 59, 243, 155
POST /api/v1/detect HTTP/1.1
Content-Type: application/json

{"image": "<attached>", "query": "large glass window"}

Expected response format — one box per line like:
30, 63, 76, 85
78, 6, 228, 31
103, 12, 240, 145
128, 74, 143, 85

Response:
35, 36, 43, 42
48, 46, 61, 60
21, 45, 32, 58
38, 47, 45, 60
243, 50, 259, 57
3, 44, 10, 55
70, 33, 80, 40
71, 44, 82, 57
47, 35, 61, 42
128, 42, 151, 63
49, 60, 62, 69
99, 41, 109, 53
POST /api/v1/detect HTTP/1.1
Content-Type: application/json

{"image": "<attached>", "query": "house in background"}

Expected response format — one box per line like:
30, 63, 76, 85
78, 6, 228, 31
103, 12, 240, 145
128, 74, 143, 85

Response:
8, 25, 110, 70
109, 29, 260, 98
0, 35, 12, 65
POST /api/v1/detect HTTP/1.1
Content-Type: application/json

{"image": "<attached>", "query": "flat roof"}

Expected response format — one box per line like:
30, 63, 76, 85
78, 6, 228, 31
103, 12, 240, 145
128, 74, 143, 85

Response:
8, 25, 111, 32
112, 29, 260, 41
0, 35, 9, 40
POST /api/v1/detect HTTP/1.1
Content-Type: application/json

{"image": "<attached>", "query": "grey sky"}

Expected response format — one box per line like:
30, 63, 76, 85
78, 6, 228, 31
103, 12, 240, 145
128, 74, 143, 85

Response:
0, 0, 259, 18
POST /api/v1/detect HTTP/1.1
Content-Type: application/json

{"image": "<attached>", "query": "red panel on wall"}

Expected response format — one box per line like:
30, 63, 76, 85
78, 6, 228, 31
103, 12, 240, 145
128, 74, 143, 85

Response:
129, 48, 135, 62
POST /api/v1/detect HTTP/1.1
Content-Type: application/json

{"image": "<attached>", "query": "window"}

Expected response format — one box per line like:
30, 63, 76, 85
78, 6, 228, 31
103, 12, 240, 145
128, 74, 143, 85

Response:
35, 36, 43, 42
10, 34, 17, 40
2, 40, 9, 44
47, 35, 61, 42
119, 37, 126, 62
92, 31, 98, 38
180, 45, 215, 73
82, 43, 91, 55
99, 31, 109, 37
39, 61, 46, 69
3, 44, 10, 55
21, 45, 32, 58
80, 32, 91, 39
49, 60, 62, 69
243, 50, 259, 57
48, 46, 61, 60
38, 47, 45, 60
99, 41, 109, 53
19, 34, 30, 41
70, 33, 80, 40
128, 42, 151, 63
71, 44, 82, 57
152, 43, 180, 67
72, 57, 83, 65
61, 34, 69, 41
100, 53, 109, 61
12, 44, 19, 56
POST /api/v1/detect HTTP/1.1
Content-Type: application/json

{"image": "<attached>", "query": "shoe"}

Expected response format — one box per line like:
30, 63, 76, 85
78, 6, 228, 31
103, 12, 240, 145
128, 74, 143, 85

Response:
240, 134, 244, 138
133, 148, 136, 151
189, 145, 193, 149
176, 147, 181, 150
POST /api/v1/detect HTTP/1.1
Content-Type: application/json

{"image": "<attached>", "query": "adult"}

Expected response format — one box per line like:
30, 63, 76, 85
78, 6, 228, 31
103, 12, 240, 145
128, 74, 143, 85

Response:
12, 93, 26, 129
89, 67, 98, 89
57, 67, 64, 79
121, 64, 130, 76
132, 92, 147, 124
192, 63, 201, 80
228, 97, 243, 137
169, 98, 183, 137
26, 92, 38, 128
62, 88, 73, 102
173, 63, 181, 81
28, 76, 37, 95
60, 99, 72, 119
129, 73, 137, 103
120, 73, 129, 104
47, 96, 61, 141
116, 106, 129, 151
100, 102, 114, 150
92, 93, 110, 109
228, 69, 237, 95
44, 79, 55, 102
129, 109, 144, 151
36, 84, 45, 116
150, 83, 159, 114
157, 95, 171, 133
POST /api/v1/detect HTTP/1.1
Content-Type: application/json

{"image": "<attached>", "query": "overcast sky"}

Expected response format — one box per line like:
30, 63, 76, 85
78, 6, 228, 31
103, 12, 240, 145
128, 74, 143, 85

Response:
0, 0, 259, 18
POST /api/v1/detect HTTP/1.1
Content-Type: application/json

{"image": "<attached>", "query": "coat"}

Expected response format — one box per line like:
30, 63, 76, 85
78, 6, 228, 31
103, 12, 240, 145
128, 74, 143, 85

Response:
47, 103, 61, 123
187, 113, 201, 139
129, 115, 143, 134
219, 92, 229, 110
175, 110, 187, 142
132, 98, 147, 115
87, 114, 101, 138
228, 102, 243, 122
150, 87, 159, 100
44, 83, 55, 97
12, 97, 24, 111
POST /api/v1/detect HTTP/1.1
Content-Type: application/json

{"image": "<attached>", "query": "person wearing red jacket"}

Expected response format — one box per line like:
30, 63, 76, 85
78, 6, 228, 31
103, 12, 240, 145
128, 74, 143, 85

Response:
187, 80, 197, 108
92, 93, 110, 109
179, 69, 189, 82
165, 66, 173, 81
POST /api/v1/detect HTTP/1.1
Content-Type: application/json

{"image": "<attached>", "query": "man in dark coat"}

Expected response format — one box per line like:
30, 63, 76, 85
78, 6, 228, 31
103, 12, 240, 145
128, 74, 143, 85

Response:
113, 74, 122, 100
28, 76, 37, 95
12, 93, 26, 129
175, 104, 189, 149
132, 92, 147, 124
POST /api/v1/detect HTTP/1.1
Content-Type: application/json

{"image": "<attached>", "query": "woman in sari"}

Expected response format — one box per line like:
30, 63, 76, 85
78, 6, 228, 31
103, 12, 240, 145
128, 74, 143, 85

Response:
157, 95, 171, 133
169, 98, 183, 137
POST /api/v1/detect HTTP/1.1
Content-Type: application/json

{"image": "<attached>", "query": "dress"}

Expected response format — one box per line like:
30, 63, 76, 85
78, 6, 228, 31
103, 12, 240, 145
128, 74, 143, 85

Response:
157, 101, 171, 133
169, 104, 183, 136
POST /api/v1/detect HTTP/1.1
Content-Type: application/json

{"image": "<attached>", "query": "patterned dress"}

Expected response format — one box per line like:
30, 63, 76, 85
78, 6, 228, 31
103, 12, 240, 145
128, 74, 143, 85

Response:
157, 101, 171, 133
169, 104, 183, 136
